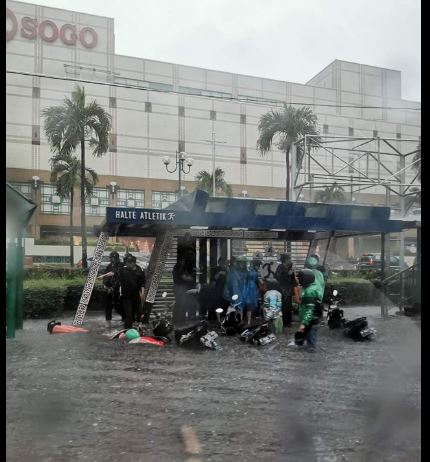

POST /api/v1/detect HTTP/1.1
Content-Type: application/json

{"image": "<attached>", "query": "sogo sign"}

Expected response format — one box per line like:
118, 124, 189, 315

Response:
6, 8, 98, 48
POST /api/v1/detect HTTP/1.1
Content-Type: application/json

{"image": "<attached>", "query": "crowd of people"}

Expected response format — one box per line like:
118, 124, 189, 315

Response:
101, 247, 327, 348
100, 251, 146, 330
172, 251, 328, 347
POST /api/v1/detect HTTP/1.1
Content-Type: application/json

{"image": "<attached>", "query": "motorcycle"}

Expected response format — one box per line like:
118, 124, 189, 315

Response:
344, 317, 376, 341
215, 294, 243, 335
138, 291, 173, 343
327, 289, 345, 329
240, 321, 277, 346
174, 320, 222, 351
326, 289, 376, 341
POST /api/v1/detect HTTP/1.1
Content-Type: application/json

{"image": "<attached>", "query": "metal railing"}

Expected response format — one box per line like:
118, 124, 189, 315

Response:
382, 264, 419, 310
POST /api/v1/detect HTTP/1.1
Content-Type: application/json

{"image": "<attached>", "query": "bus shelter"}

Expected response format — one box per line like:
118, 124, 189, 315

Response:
73, 190, 419, 325
6, 182, 37, 338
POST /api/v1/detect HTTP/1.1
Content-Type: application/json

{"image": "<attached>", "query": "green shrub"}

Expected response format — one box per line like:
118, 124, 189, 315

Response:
23, 277, 105, 318
324, 277, 380, 305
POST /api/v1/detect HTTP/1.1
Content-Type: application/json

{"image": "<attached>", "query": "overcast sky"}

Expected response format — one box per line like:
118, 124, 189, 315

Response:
23, 0, 421, 101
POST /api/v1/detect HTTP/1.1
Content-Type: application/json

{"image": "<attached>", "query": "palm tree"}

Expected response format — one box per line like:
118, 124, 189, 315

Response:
50, 153, 98, 267
42, 85, 111, 268
195, 168, 232, 197
314, 182, 346, 204
257, 104, 320, 200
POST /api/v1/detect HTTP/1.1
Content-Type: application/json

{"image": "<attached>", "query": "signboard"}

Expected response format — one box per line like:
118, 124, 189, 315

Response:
107, 207, 177, 225
6, 7, 98, 48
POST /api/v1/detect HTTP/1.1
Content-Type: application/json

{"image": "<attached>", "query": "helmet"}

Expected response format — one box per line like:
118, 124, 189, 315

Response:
124, 329, 140, 343
280, 253, 291, 263
123, 254, 134, 264
236, 255, 247, 262
297, 268, 315, 287
109, 251, 120, 260
304, 256, 319, 269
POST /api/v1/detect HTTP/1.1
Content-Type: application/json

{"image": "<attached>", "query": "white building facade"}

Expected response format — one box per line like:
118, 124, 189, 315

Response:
6, 0, 421, 241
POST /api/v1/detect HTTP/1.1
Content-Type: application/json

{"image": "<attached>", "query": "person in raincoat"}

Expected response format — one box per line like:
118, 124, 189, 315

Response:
296, 269, 321, 347
223, 256, 256, 326
262, 278, 283, 335
304, 255, 325, 301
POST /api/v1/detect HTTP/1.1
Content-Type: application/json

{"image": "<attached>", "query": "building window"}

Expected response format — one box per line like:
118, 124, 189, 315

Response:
109, 97, 117, 108
152, 191, 177, 209
240, 114, 246, 124
32, 125, 40, 145
240, 147, 247, 164
348, 127, 354, 136
9, 182, 32, 199
32, 87, 40, 98
373, 130, 378, 138
323, 124, 328, 134
348, 156, 354, 174
145, 102, 152, 113
41, 184, 70, 215
396, 133, 402, 139
117, 189, 145, 208
210, 110, 216, 121
86, 187, 109, 216
179, 106, 185, 117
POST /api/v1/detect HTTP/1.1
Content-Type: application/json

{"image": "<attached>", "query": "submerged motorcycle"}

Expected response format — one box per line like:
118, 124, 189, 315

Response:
215, 294, 243, 335
326, 289, 376, 341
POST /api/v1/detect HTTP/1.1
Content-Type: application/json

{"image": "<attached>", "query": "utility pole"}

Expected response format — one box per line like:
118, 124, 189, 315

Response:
202, 132, 226, 197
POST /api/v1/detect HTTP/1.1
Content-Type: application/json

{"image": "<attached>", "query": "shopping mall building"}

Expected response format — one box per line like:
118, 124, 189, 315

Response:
6, 0, 421, 257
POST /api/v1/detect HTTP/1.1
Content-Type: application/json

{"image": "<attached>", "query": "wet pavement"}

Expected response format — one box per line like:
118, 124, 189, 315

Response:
7, 306, 421, 462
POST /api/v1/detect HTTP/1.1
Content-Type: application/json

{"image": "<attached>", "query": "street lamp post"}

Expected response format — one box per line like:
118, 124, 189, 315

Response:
162, 151, 194, 197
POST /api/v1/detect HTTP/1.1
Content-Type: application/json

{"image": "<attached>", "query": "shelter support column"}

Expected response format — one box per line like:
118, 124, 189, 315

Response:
199, 238, 208, 284
73, 231, 110, 326
6, 241, 18, 339
15, 234, 24, 330
209, 239, 218, 282
380, 232, 390, 317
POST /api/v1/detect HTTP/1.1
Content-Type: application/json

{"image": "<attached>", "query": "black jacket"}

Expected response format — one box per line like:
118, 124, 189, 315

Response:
119, 265, 146, 298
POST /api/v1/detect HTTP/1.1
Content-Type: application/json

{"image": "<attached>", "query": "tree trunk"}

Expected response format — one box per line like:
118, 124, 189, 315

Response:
285, 147, 290, 201
70, 188, 74, 268
80, 138, 88, 269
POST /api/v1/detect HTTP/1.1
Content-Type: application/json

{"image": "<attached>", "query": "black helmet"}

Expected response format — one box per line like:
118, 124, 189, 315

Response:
297, 268, 315, 287
109, 251, 120, 260
123, 254, 134, 264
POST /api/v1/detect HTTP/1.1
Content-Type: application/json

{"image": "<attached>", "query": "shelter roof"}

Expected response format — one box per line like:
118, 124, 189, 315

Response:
96, 190, 417, 239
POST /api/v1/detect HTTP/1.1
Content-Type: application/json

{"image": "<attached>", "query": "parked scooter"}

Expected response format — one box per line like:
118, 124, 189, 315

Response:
327, 289, 345, 329
137, 292, 173, 343
174, 320, 222, 351
326, 289, 376, 341
215, 294, 243, 335
344, 317, 376, 341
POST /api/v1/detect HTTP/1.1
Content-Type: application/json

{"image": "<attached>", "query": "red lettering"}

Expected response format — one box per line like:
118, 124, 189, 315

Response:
39, 20, 59, 43
60, 24, 77, 45
21, 17, 37, 40
6, 8, 18, 41
79, 27, 97, 48
6, 9, 98, 48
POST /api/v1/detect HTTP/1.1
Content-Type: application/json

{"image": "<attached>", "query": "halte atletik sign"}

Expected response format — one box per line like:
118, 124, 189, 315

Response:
106, 208, 176, 225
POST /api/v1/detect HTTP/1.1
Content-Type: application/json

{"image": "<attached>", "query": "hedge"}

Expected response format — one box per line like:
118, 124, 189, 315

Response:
23, 277, 105, 319
324, 277, 381, 305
